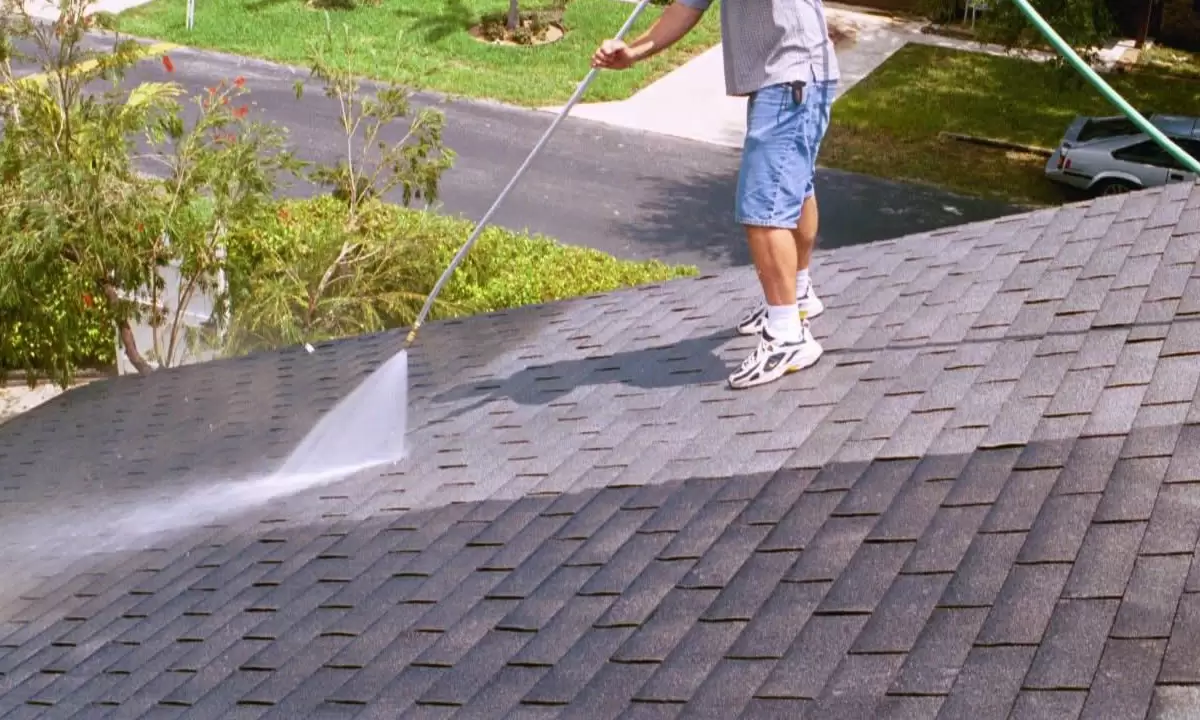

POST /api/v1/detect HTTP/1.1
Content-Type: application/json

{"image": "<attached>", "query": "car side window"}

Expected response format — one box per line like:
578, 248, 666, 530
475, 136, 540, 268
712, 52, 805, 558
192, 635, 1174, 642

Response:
1113, 140, 1180, 169
1180, 139, 1200, 164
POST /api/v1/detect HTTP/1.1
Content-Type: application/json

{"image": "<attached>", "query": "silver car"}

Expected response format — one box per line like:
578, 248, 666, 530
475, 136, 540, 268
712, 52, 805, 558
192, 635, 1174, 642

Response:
1044, 114, 1199, 197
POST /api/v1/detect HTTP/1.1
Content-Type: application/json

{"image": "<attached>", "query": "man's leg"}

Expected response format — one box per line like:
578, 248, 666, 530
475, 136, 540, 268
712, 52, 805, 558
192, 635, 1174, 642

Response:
795, 80, 837, 316
728, 83, 823, 390
735, 178, 824, 338
793, 193, 824, 319
747, 225, 798, 307
795, 194, 818, 271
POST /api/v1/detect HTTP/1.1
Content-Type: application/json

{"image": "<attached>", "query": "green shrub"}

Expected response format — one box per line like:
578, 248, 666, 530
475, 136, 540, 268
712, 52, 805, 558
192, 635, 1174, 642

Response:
221, 196, 698, 355
0, 274, 116, 380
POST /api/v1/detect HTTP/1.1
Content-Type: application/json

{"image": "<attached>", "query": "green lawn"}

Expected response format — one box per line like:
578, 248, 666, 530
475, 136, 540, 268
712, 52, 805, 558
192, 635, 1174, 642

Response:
1140, 44, 1200, 80
115, 0, 722, 106
821, 44, 1200, 206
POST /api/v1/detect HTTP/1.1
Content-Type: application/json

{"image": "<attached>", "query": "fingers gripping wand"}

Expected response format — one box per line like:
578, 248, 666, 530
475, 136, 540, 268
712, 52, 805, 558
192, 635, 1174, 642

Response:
403, 0, 655, 351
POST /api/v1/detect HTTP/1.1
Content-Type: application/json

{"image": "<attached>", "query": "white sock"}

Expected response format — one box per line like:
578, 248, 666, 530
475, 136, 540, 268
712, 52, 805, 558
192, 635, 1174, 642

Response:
796, 268, 811, 299
765, 304, 802, 340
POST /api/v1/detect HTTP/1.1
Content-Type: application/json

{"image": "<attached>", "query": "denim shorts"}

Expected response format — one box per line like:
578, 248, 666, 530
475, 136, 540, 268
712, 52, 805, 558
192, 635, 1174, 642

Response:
735, 79, 836, 229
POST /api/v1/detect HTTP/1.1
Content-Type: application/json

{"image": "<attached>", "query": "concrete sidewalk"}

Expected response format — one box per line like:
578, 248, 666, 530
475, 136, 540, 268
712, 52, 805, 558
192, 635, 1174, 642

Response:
549, 3, 1131, 149
543, 5, 930, 149
11, 0, 154, 22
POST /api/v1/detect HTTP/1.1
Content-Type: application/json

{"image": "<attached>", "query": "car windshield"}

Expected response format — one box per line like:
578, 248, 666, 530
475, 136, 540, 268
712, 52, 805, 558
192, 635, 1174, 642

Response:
1078, 117, 1139, 142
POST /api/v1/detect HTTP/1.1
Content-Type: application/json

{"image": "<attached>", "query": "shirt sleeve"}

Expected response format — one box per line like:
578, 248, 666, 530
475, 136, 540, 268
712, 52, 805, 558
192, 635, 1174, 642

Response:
675, 0, 714, 11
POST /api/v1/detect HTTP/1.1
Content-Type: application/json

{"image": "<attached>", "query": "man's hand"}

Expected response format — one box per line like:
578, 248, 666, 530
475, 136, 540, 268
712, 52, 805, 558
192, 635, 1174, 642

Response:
592, 39, 637, 70
591, 3, 704, 70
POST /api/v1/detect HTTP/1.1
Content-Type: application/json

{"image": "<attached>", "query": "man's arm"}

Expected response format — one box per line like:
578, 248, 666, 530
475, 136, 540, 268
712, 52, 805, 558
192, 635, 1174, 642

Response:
623, 0, 708, 63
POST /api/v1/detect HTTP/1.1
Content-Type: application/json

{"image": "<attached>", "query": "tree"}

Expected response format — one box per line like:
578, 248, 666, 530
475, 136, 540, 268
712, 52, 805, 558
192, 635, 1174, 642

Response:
297, 19, 455, 226
509, 0, 521, 31
0, 2, 457, 387
0, 0, 295, 386
220, 19, 456, 356
976, 0, 1115, 63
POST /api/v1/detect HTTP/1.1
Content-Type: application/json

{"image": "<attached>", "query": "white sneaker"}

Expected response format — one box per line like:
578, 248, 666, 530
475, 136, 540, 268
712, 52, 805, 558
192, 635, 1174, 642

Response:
735, 287, 825, 336
728, 321, 824, 390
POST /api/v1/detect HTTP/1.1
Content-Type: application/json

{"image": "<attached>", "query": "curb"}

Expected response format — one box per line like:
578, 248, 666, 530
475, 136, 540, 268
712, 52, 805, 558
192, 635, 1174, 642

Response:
12, 39, 179, 86
939, 131, 1054, 158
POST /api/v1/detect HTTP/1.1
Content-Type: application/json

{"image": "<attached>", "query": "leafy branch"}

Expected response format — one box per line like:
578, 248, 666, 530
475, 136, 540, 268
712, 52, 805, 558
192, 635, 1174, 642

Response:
296, 16, 455, 225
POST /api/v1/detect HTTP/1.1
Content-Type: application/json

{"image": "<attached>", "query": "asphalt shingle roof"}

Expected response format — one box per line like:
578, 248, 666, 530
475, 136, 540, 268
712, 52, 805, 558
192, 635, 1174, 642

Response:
3, 181, 1200, 719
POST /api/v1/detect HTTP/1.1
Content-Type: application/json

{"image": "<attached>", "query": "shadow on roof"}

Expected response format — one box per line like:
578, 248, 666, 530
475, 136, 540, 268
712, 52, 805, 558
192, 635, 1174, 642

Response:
0, 420, 1184, 715
430, 328, 735, 419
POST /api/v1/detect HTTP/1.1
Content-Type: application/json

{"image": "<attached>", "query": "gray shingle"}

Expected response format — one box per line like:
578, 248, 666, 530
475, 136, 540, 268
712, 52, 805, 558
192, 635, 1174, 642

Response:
1095, 284, 1148, 327
875, 695, 947, 720
851, 572, 950, 654
936, 645, 1035, 719
754, 615, 869, 701
867, 476, 951, 543
816, 541, 913, 615
974, 564, 1071, 646
1046, 368, 1111, 417
1140, 483, 1200, 555
942, 447, 1021, 507
1109, 554, 1190, 639
1023, 598, 1118, 690
1160, 592, 1200, 684
902, 506, 989, 575
701, 549, 795, 622
1123, 402, 1187, 460
809, 653, 905, 720
1009, 690, 1088, 720
521, 625, 634, 706
1062, 521, 1145, 601
784, 515, 875, 583
631, 619, 744, 704
1080, 638, 1164, 720
724, 581, 827, 661
1017, 493, 1099, 564
677, 658, 772, 719
4, 185, 1200, 717
1054, 436, 1124, 495
980, 469, 1058, 533
1161, 319, 1200, 357
1149, 686, 1200, 720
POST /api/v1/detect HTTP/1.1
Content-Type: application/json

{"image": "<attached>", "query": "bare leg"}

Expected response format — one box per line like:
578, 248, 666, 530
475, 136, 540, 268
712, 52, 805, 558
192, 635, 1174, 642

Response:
728, 221, 821, 389
793, 193, 818, 272
745, 225, 798, 307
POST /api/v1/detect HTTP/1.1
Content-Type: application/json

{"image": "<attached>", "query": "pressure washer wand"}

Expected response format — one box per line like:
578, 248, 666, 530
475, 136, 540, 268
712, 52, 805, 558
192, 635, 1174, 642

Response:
403, 0, 655, 351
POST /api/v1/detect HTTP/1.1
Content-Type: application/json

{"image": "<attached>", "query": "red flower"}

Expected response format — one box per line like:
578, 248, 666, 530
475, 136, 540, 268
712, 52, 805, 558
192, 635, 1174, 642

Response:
82, 293, 94, 308
234, 76, 245, 88
162, 54, 175, 73
233, 105, 249, 119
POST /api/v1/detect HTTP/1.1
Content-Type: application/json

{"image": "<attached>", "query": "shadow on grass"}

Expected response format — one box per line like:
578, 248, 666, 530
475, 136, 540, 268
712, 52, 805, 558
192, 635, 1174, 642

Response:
242, 0, 301, 14
392, 0, 475, 43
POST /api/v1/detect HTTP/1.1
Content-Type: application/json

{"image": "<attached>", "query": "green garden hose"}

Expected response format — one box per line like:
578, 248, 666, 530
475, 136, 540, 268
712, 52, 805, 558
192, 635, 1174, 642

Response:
1009, 0, 1200, 175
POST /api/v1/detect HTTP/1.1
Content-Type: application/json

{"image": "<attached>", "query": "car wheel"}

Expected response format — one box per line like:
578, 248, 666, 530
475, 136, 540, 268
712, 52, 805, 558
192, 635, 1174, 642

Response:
1092, 179, 1139, 197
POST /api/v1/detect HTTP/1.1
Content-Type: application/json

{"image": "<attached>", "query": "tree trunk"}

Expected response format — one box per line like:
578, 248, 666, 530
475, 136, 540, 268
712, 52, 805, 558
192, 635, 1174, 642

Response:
507, 0, 520, 31
102, 283, 154, 375
1135, 0, 1153, 48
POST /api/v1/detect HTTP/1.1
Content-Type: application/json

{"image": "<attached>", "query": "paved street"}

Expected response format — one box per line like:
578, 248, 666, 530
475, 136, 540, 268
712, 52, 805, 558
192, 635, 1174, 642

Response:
8, 38, 1019, 271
